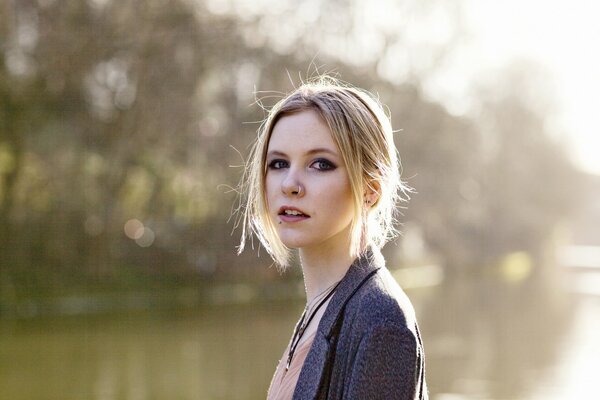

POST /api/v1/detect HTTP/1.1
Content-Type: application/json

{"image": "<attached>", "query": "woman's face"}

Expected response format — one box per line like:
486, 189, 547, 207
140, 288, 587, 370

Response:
265, 109, 355, 253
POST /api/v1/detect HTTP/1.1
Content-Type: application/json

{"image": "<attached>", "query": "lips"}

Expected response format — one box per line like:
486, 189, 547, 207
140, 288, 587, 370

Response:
278, 206, 309, 216
278, 206, 310, 222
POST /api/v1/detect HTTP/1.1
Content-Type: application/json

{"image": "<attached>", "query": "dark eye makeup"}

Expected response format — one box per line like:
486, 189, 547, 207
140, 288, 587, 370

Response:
311, 158, 337, 171
267, 159, 289, 169
266, 157, 337, 171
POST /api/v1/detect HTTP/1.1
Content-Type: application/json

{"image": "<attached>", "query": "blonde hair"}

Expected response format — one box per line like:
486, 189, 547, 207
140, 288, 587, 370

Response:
237, 77, 410, 268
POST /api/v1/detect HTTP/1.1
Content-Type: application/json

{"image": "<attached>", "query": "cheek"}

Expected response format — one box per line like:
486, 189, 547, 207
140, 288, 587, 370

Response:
265, 174, 277, 210
335, 177, 353, 202
318, 179, 354, 214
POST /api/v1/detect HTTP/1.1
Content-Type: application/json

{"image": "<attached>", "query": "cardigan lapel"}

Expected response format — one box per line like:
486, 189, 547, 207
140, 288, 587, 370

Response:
292, 249, 384, 399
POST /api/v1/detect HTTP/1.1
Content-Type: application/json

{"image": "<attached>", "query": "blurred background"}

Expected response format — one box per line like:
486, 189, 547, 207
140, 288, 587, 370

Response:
1, 0, 599, 399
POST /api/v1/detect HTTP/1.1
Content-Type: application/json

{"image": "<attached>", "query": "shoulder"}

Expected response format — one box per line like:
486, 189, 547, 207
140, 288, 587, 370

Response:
346, 265, 418, 337
338, 266, 427, 398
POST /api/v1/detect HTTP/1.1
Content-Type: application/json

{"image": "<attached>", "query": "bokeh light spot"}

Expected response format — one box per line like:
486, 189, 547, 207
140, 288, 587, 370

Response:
500, 251, 533, 283
124, 218, 144, 240
135, 227, 155, 247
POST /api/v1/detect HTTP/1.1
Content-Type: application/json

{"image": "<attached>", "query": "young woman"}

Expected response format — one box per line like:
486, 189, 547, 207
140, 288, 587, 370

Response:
238, 77, 427, 399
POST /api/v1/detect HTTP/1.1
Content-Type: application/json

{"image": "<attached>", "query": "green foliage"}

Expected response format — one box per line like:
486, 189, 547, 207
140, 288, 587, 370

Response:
0, 0, 585, 300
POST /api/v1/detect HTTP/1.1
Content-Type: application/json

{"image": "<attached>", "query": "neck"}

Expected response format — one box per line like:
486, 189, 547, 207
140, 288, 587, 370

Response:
299, 243, 356, 304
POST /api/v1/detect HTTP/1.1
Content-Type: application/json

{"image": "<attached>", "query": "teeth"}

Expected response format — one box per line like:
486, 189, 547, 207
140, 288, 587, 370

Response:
285, 210, 303, 216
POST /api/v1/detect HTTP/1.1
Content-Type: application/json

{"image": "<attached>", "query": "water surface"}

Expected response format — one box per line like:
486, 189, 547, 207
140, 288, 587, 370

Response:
1, 269, 598, 399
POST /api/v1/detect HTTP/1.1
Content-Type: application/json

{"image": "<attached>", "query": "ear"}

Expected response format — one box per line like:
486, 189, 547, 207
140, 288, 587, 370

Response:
364, 180, 381, 208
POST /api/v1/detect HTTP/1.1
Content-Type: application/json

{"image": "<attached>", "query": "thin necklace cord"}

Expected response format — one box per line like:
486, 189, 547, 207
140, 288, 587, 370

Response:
286, 280, 342, 371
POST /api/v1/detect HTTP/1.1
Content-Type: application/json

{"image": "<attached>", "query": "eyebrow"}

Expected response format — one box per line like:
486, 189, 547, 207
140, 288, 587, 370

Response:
267, 148, 338, 158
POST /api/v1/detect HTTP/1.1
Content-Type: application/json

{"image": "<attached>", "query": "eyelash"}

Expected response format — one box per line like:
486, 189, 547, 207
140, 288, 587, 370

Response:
268, 159, 288, 169
312, 158, 336, 171
267, 158, 336, 171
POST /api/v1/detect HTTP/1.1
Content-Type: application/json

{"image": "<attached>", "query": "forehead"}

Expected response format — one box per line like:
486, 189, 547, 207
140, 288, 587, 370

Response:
267, 109, 338, 153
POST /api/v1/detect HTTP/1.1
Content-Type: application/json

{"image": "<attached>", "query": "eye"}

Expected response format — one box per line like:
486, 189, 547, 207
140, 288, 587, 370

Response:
311, 158, 336, 171
267, 159, 288, 169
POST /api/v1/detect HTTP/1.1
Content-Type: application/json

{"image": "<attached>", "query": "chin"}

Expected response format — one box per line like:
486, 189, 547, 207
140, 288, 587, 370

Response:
280, 238, 309, 249
278, 233, 313, 249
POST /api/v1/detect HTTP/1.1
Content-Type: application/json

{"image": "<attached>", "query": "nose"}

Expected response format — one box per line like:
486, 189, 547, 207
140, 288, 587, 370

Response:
281, 171, 305, 197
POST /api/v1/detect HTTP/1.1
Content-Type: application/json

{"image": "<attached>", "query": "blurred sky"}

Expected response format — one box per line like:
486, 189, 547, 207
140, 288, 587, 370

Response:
416, 0, 600, 175
208, 0, 599, 174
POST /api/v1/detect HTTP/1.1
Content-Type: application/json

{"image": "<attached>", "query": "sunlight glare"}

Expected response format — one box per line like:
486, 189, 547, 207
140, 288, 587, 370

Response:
464, 0, 600, 174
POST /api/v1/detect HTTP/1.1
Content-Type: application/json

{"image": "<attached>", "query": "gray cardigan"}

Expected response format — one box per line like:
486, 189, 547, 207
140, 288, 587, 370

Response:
292, 250, 428, 400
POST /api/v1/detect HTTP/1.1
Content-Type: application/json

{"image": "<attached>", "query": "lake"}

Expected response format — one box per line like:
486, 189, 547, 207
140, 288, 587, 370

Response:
1, 266, 599, 399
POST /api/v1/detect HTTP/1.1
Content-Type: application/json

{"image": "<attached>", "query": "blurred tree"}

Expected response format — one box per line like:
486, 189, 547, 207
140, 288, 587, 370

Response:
0, 0, 254, 292
0, 0, 585, 303
386, 85, 483, 271
472, 64, 583, 267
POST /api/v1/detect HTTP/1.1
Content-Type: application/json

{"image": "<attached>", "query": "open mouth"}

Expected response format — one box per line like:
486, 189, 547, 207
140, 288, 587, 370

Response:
278, 206, 310, 220
280, 209, 307, 217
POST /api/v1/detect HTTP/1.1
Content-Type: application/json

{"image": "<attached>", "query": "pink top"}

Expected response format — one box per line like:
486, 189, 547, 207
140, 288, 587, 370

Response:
267, 297, 332, 400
